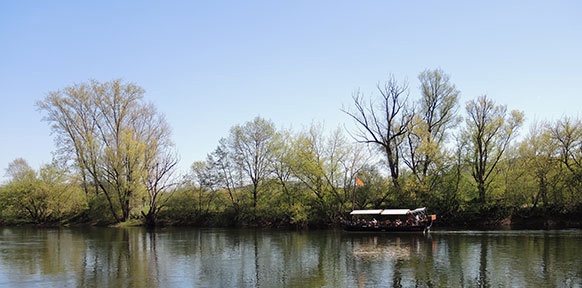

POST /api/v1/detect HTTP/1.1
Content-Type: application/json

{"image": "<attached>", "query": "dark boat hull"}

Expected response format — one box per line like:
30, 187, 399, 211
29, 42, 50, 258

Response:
343, 224, 429, 232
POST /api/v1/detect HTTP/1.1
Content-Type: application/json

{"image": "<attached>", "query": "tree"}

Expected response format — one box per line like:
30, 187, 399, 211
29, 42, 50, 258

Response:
229, 117, 276, 217
548, 117, 582, 204
1, 158, 47, 223
1, 159, 84, 224
287, 124, 330, 215
286, 123, 365, 222
189, 161, 221, 218
270, 128, 300, 222
5, 158, 35, 182
207, 138, 243, 216
141, 148, 179, 226
516, 122, 560, 208
404, 69, 460, 192
37, 79, 176, 223
343, 77, 413, 196
464, 95, 524, 204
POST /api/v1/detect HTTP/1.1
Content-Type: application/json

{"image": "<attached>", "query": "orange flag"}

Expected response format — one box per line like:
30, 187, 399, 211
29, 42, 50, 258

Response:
355, 177, 364, 187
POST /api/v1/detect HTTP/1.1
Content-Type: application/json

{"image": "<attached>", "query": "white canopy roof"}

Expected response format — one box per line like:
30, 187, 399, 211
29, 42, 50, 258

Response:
350, 209, 383, 215
380, 209, 411, 215
350, 208, 426, 216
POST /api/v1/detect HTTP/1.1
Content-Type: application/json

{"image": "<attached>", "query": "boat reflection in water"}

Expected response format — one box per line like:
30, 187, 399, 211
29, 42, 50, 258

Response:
347, 232, 436, 261
344, 232, 438, 287
0, 228, 579, 287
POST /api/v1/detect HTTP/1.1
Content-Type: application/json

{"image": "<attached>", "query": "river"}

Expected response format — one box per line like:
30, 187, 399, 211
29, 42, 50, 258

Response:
0, 227, 579, 287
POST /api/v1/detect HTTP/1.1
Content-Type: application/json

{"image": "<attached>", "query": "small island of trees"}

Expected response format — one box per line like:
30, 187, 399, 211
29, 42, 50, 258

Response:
1, 69, 581, 229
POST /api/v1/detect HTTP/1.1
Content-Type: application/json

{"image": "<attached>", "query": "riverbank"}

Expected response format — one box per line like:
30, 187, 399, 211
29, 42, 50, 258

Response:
434, 206, 582, 230
2, 205, 581, 230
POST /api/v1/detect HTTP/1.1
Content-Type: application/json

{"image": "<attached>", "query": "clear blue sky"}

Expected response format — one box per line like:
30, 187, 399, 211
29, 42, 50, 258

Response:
1, 1, 581, 179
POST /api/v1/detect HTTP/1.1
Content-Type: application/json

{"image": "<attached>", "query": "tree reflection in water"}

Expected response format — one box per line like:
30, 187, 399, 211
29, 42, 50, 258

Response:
0, 228, 579, 287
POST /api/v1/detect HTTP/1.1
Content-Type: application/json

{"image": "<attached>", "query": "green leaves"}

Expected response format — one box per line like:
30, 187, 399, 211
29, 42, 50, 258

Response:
38, 79, 177, 224
1, 160, 85, 224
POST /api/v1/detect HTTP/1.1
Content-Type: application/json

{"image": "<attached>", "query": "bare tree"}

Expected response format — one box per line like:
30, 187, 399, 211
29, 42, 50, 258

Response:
142, 148, 179, 226
343, 76, 413, 196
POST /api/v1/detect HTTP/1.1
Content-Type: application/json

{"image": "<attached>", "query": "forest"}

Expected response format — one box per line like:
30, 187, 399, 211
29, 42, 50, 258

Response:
1, 69, 581, 228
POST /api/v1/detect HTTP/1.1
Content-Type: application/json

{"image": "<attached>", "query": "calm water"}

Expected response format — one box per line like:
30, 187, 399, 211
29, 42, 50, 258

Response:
0, 227, 580, 287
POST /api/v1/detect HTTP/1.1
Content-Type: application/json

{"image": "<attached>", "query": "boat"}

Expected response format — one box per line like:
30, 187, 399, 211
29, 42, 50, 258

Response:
343, 207, 436, 233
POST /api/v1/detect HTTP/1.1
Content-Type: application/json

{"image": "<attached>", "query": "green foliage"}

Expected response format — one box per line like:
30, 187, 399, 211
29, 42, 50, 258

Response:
158, 188, 208, 226
0, 160, 88, 225
4, 71, 582, 228
86, 194, 118, 225
37, 79, 178, 224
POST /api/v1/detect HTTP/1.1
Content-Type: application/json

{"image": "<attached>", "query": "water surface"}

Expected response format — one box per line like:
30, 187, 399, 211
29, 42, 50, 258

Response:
0, 227, 579, 287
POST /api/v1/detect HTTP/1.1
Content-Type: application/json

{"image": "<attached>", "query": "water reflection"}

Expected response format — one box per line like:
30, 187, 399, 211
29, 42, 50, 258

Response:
343, 233, 436, 287
347, 233, 432, 261
0, 228, 579, 287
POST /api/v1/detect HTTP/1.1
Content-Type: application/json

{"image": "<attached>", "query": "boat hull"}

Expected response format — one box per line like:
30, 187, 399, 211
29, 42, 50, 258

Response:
344, 207, 435, 233
343, 224, 428, 232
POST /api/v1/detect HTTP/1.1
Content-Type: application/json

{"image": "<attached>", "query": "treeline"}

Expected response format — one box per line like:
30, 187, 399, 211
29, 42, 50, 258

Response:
1, 72, 581, 228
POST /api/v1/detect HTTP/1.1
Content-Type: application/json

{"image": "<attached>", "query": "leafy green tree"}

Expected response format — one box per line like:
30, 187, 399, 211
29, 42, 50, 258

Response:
463, 95, 524, 204
189, 161, 222, 219
404, 69, 460, 201
516, 122, 561, 208
270, 128, 303, 224
192, 117, 278, 225
5, 158, 35, 182
200, 138, 247, 223
351, 165, 392, 209
548, 117, 582, 205
1, 159, 85, 224
229, 116, 276, 214
1, 158, 47, 223
37, 162, 87, 222
37, 79, 176, 223
286, 123, 364, 222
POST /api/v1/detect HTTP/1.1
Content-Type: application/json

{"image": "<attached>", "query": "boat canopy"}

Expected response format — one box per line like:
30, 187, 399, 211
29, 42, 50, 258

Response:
350, 208, 426, 216
380, 209, 411, 215
409, 207, 427, 215
350, 209, 383, 215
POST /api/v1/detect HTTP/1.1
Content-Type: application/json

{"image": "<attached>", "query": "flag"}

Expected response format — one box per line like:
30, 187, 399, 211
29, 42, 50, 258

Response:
355, 177, 364, 187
